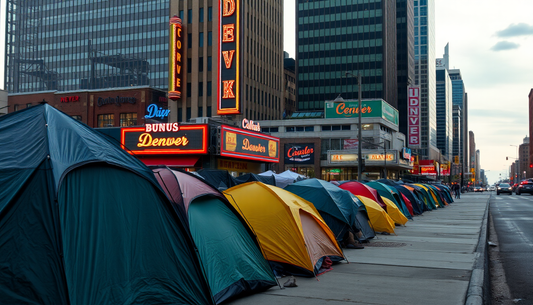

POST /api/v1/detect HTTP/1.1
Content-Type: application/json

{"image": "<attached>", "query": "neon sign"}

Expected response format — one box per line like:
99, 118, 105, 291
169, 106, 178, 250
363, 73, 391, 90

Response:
221, 125, 279, 162
408, 87, 420, 147
146, 104, 170, 119
121, 124, 208, 155
169, 16, 183, 100
218, 0, 240, 114
60, 96, 80, 103
241, 118, 260, 131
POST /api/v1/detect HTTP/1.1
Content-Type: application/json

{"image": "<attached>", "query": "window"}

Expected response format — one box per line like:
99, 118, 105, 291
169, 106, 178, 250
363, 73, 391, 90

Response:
199, 8, 204, 22
207, 81, 212, 96
199, 82, 203, 97
188, 34, 192, 48
14, 105, 19, 111
208, 7, 213, 21
186, 107, 191, 121
97, 114, 114, 127
120, 113, 137, 127
286, 126, 295, 132
187, 83, 192, 97
199, 32, 204, 47
71, 115, 82, 121
199, 57, 203, 72
26, 103, 32, 108
207, 56, 212, 71
198, 106, 203, 117
187, 9, 192, 23
208, 31, 212, 46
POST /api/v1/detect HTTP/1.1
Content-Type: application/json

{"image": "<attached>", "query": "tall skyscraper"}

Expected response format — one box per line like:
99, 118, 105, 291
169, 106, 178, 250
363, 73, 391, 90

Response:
413, 0, 437, 159
396, 0, 415, 137
296, 0, 398, 111
452, 104, 462, 180
449, 69, 468, 173
435, 68, 453, 160
171, 0, 284, 122
4, 1, 170, 93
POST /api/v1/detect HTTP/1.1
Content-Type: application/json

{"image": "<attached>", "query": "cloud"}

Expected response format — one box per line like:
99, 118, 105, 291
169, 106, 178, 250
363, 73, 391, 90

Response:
490, 41, 520, 51
496, 23, 533, 37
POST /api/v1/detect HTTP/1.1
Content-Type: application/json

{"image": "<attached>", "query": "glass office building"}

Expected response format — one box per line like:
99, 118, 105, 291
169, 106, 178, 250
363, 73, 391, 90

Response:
414, 0, 436, 158
436, 68, 453, 160
296, 0, 398, 111
4, 1, 169, 93
396, 0, 415, 137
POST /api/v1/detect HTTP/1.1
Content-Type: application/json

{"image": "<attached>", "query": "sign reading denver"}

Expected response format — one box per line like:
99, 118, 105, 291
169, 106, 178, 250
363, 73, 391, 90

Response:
221, 126, 279, 162
121, 124, 208, 154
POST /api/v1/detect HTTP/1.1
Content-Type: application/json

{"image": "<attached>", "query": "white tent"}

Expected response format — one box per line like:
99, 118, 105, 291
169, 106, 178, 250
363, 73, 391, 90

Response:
259, 170, 306, 188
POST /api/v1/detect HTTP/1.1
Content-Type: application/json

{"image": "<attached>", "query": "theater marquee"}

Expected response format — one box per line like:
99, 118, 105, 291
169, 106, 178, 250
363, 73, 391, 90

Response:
121, 123, 208, 154
217, 0, 241, 115
221, 126, 279, 162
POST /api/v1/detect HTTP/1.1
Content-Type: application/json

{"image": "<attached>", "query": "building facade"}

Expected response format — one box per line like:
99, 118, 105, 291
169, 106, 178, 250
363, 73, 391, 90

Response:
413, 0, 437, 159
4, 1, 169, 93
296, 0, 398, 111
284, 53, 297, 118
7, 87, 169, 128
519, 136, 530, 179
170, 0, 284, 124
468, 130, 476, 184
436, 68, 453, 161
0, 90, 7, 116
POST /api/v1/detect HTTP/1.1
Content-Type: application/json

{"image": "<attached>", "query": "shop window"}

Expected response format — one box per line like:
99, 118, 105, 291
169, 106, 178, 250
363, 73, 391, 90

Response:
305, 126, 314, 132
97, 114, 114, 127
286, 126, 295, 132
120, 113, 137, 127
341, 125, 350, 130
321, 125, 331, 131
296, 126, 304, 132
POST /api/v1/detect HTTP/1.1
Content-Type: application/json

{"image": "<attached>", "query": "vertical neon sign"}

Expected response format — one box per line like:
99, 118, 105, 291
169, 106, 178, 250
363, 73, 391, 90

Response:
169, 16, 183, 100
218, 0, 240, 114
408, 87, 420, 147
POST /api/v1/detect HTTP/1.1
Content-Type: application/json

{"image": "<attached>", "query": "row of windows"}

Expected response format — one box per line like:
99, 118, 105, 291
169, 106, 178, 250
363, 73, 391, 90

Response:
299, 83, 384, 95
299, 0, 381, 12
299, 54, 383, 67
299, 24, 383, 39
298, 9, 383, 25
97, 113, 138, 128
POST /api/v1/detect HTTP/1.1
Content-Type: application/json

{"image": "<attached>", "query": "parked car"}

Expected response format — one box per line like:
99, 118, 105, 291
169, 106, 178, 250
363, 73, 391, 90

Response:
497, 183, 513, 195
516, 180, 533, 195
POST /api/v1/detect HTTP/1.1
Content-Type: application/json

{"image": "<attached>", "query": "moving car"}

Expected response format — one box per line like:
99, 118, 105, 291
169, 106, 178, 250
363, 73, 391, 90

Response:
473, 186, 484, 192
516, 180, 533, 195
497, 183, 513, 195
488, 186, 496, 192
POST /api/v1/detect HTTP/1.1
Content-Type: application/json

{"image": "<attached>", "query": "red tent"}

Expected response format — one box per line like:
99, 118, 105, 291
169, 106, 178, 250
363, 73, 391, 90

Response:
339, 181, 387, 211
400, 193, 414, 216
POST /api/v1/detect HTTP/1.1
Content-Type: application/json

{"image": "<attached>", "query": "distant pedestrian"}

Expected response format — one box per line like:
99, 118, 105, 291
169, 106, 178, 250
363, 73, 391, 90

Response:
453, 183, 461, 199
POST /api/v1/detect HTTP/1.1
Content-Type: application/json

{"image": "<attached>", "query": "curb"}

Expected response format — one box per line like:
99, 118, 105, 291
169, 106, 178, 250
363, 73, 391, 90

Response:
465, 195, 491, 305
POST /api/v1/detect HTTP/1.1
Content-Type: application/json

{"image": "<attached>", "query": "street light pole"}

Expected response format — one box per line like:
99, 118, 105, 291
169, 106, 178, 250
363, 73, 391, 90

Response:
357, 73, 362, 181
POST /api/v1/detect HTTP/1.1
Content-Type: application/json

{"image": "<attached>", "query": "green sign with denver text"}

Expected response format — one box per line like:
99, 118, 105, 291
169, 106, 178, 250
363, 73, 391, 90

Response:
324, 99, 399, 125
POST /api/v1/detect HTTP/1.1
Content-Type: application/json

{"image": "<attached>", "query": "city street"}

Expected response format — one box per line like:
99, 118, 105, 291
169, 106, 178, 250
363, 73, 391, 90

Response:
490, 192, 533, 304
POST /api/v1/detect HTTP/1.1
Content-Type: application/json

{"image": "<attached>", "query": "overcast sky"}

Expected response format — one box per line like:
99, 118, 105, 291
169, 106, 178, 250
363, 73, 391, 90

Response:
284, 0, 533, 184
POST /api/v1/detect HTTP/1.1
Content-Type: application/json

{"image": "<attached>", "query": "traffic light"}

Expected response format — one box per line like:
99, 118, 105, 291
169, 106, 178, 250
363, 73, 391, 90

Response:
530, 164, 533, 168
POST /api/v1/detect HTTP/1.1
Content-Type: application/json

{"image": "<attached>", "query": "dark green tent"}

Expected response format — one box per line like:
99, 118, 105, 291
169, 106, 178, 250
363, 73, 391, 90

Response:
285, 178, 375, 243
153, 167, 277, 304
0, 105, 214, 305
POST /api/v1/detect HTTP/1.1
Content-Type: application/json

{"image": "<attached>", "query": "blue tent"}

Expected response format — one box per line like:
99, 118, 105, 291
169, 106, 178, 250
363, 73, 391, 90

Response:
285, 179, 375, 243
0, 105, 214, 305
366, 181, 413, 220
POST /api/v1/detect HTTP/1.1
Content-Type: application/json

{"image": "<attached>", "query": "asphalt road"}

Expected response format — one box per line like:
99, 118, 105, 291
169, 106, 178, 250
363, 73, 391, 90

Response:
491, 191, 533, 304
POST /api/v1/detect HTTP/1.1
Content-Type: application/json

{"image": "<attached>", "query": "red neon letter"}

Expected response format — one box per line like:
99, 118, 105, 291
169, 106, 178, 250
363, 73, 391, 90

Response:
222, 80, 236, 99
223, 0, 236, 16
222, 50, 235, 69
223, 24, 235, 42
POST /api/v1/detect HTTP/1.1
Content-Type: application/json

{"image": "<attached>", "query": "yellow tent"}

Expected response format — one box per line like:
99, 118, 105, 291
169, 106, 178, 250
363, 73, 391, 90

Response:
224, 182, 344, 276
355, 195, 396, 234
381, 197, 409, 226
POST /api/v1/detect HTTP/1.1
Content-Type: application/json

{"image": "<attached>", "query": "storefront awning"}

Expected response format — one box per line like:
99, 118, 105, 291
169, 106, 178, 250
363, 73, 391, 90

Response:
139, 156, 199, 167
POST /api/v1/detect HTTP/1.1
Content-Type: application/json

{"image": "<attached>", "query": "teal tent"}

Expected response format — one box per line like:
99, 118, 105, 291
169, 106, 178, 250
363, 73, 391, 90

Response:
0, 105, 214, 305
365, 181, 413, 220
285, 178, 375, 243
153, 167, 277, 304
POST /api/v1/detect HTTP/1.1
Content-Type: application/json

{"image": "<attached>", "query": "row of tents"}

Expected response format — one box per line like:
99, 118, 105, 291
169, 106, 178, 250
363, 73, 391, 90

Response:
0, 104, 454, 305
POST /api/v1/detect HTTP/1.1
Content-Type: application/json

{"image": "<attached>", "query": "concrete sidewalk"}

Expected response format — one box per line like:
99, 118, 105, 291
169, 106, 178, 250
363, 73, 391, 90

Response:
228, 193, 490, 305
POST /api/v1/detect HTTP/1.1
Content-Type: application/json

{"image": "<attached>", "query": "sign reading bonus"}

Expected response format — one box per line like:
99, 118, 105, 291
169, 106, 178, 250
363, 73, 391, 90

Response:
218, 0, 241, 115
221, 126, 279, 162
121, 124, 208, 155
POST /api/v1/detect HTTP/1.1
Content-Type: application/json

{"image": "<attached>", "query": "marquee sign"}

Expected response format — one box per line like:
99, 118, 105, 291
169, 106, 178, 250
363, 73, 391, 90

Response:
168, 16, 183, 100
221, 125, 279, 162
121, 123, 208, 155
408, 87, 420, 147
285, 143, 314, 165
217, 0, 241, 115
